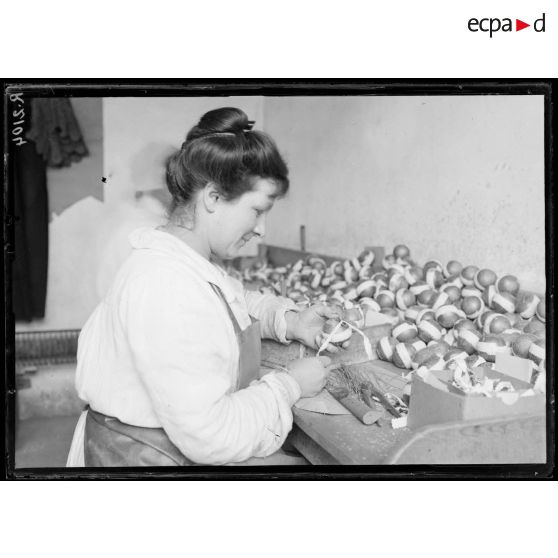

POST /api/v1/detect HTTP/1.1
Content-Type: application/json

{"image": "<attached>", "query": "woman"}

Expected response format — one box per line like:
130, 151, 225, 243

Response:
66, 107, 341, 467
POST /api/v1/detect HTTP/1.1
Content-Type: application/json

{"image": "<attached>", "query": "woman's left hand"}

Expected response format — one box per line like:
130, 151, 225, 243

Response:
285, 305, 350, 353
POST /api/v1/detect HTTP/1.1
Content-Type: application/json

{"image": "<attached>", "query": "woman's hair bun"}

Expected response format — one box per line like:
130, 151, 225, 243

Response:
186, 107, 253, 141
167, 106, 289, 209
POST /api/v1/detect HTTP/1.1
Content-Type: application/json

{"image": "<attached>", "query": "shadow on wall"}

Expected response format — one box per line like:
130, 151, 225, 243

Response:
130, 141, 177, 194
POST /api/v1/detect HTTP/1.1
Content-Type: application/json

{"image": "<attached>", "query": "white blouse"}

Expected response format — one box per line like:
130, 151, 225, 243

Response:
67, 227, 301, 466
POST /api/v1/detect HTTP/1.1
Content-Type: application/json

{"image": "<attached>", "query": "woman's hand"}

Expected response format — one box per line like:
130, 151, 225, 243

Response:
285, 305, 351, 353
287, 356, 332, 398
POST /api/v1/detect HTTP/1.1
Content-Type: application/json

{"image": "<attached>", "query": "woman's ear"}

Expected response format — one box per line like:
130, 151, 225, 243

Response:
201, 182, 221, 213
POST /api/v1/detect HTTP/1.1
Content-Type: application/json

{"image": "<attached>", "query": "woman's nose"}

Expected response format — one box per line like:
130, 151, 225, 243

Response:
253, 216, 266, 237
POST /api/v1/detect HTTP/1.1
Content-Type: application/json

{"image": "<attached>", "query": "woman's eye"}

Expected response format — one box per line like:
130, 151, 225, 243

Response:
254, 209, 264, 217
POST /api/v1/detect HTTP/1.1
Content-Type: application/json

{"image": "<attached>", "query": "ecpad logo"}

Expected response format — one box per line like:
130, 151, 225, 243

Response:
468, 13, 546, 37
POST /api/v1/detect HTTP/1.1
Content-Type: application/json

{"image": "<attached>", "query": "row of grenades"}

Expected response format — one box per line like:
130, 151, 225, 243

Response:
364, 246, 546, 381
238, 244, 545, 378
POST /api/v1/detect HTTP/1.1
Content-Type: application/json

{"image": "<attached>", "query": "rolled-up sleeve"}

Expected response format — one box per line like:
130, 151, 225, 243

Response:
243, 289, 300, 343
122, 269, 301, 465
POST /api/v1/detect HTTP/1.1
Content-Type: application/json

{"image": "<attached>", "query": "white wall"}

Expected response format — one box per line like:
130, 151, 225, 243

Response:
263, 95, 545, 293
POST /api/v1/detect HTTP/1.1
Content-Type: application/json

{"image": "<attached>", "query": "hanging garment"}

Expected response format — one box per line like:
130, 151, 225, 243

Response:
12, 100, 49, 321
26, 98, 88, 168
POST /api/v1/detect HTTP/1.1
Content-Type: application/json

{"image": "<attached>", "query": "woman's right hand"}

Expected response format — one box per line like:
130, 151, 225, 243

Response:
287, 356, 332, 398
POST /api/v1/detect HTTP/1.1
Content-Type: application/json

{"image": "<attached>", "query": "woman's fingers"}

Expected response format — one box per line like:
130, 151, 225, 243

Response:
317, 355, 332, 367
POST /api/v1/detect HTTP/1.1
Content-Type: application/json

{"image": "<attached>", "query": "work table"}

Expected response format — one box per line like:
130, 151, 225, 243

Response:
261, 338, 547, 465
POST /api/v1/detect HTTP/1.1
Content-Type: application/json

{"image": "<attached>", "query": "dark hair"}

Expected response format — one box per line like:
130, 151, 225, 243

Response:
166, 107, 289, 210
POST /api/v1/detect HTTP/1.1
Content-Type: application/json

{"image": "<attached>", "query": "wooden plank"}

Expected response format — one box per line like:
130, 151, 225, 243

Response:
386, 413, 546, 464
288, 425, 341, 465
292, 407, 414, 465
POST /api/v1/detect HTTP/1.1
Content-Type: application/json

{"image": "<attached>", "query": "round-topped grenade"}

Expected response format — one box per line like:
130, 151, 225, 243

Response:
404, 265, 423, 286
477, 334, 510, 362
482, 285, 498, 309
476, 309, 496, 331
376, 336, 397, 362
341, 284, 359, 302
395, 288, 416, 310
460, 265, 479, 286
423, 260, 443, 274
441, 284, 462, 304
392, 321, 418, 342
497, 274, 520, 296
416, 307, 436, 325
388, 273, 408, 293
462, 285, 483, 299
360, 297, 381, 313
404, 305, 422, 323
430, 290, 451, 311
413, 345, 445, 369
419, 353, 446, 372
358, 248, 376, 269
392, 342, 417, 369
462, 295, 485, 319
418, 319, 445, 343
425, 268, 444, 290
512, 333, 538, 358
523, 317, 545, 336
435, 305, 465, 329
307, 256, 327, 272
380, 307, 401, 324
343, 262, 359, 284
474, 268, 498, 291
375, 289, 396, 309
330, 261, 344, 277
417, 289, 437, 307
536, 299, 546, 323
444, 260, 463, 278
443, 274, 464, 290
456, 327, 483, 355
410, 339, 427, 352
321, 318, 353, 345
382, 254, 396, 270
516, 292, 541, 319
309, 269, 323, 290
393, 244, 411, 259
410, 281, 430, 298
358, 265, 374, 281
356, 279, 376, 299
343, 306, 365, 329
491, 292, 516, 314
453, 318, 478, 337
505, 312, 522, 328
528, 338, 546, 366
484, 313, 512, 335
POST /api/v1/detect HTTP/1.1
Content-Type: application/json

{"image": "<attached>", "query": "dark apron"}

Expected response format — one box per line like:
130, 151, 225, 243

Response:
84, 282, 262, 467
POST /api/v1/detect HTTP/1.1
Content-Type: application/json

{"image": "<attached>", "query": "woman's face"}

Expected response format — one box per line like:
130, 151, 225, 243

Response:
210, 178, 280, 259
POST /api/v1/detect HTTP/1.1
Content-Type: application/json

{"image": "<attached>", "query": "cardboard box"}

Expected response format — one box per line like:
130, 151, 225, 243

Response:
407, 367, 545, 429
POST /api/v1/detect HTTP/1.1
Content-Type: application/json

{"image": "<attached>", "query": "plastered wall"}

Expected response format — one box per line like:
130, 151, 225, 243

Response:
263, 95, 546, 293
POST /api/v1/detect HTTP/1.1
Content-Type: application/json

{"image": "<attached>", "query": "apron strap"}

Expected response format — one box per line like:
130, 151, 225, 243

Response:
209, 282, 243, 335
